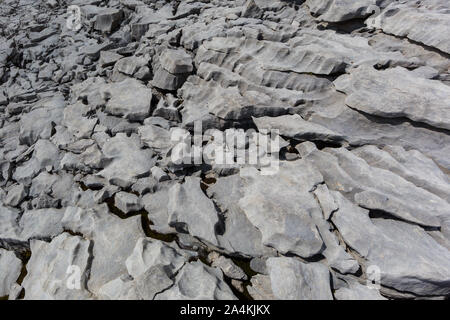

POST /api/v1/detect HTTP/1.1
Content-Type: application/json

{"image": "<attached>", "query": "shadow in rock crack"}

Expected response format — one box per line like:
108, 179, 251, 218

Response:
318, 18, 368, 34
228, 256, 259, 301
195, 249, 256, 301
222, 274, 254, 301
13, 249, 31, 300
311, 140, 343, 150
281, 0, 305, 6
368, 209, 441, 232
105, 194, 180, 243
200, 175, 217, 193
104, 196, 147, 219
283, 251, 327, 263
346, 105, 450, 136
141, 212, 178, 243
63, 229, 85, 238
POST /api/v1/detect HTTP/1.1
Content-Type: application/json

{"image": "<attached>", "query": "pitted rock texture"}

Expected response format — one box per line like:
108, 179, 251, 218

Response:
0, 0, 449, 301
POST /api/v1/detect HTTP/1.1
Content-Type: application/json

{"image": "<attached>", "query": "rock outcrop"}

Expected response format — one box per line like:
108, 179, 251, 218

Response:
0, 0, 449, 301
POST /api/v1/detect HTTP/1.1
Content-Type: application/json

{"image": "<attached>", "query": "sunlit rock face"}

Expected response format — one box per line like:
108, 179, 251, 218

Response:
1, 0, 450, 301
